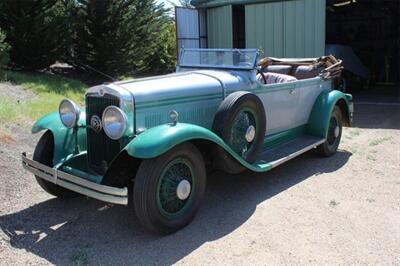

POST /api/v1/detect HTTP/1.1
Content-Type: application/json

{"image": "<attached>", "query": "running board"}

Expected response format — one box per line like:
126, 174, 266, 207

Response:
256, 136, 325, 169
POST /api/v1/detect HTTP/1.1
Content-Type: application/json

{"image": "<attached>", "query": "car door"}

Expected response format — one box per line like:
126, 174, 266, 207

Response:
293, 77, 325, 126
256, 82, 299, 135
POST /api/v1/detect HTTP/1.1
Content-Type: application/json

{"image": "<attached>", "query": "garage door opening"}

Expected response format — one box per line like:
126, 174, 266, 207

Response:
232, 5, 245, 48
326, 0, 400, 102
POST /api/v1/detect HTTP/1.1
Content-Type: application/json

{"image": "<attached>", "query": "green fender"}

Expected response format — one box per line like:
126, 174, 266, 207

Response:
32, 112, 87, 165
123, 123, 271, 172
307, 90, 354, 138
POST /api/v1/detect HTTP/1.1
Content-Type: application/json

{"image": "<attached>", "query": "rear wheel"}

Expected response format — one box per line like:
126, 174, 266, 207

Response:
317, 106, 343, 157
133, 142, 206, 234
33, 131, 78, 198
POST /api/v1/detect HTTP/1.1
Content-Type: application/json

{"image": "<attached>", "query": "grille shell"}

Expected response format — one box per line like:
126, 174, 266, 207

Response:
86, 94, 121, 174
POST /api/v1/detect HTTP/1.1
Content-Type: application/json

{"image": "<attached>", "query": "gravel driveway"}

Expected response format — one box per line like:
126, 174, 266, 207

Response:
0, 83, 399, 265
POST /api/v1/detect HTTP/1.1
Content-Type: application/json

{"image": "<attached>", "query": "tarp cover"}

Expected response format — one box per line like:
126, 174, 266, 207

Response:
326, 44, 370, 78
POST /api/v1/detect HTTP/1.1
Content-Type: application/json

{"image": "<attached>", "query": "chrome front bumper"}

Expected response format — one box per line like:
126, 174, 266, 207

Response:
22, 153, 128, 205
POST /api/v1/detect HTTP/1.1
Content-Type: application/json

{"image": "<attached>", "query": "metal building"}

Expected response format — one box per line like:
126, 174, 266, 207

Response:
176, 0, 326, 58
176, 0, 399, 95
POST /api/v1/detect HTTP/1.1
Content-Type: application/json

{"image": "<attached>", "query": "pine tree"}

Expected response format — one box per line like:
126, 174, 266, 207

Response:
146, 16, 176, 74
0, 29, 10, 79
73, 0, 176, 78
0, 0, 70, 70
123, 0, 175, 74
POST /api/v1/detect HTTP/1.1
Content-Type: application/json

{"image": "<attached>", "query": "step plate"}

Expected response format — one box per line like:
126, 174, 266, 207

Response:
256, 136, 325, 169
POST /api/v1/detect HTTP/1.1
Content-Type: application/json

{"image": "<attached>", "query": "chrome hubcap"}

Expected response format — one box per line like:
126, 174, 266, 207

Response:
334, 126, 340, 138
176, 180, 191, 200
245, 125, 256, 142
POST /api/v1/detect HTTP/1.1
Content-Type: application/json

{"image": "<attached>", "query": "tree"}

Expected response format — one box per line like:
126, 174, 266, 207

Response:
0, 0, 70, 70
146, 17, 176, 74
0, 29, 10, 79
178, 0, 193, 8
124, 0, 176, 74
168, 0, 193, 8
73, 0, 176, 78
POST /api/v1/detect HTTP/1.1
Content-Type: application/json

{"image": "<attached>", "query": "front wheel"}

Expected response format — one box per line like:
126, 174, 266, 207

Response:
33, 131, 78, 198
317, 106, 343, 157
133, 142, 206, 234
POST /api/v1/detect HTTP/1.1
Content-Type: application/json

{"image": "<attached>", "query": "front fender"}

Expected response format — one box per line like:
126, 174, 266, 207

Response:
32, 112, 87, 165
123, 123, 269, 172
307, 90, 353, 138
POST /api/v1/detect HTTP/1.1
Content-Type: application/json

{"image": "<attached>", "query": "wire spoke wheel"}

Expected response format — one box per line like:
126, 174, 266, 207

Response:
212, 91, 266, 172
133, 142, 206, 234
229, 109, 257, 158
157, 158, 195, 217
317, 106, 343, 157
327, 116, 340, 146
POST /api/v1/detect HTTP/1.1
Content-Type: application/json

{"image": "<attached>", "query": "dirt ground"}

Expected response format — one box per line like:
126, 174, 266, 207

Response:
0, 83, 399, 265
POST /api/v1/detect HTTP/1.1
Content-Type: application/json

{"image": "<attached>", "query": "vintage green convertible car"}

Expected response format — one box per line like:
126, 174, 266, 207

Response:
22, 48, 353, 234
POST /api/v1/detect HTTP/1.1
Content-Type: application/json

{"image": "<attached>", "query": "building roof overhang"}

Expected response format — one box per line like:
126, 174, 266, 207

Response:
191, 0, 295, 8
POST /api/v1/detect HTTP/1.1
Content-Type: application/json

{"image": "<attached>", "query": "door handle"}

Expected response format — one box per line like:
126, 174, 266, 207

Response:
289, 89, 296, 95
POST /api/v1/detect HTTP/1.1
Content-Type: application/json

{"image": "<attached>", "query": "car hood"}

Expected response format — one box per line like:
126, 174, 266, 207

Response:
114, 70, 255, 106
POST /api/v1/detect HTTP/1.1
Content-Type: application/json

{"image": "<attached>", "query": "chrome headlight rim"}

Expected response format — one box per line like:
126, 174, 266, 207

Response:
59, 99, 81, 128
102, 105, 127, 140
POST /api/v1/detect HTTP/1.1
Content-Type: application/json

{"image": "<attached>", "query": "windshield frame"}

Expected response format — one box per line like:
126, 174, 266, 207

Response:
178, 48, 260, 70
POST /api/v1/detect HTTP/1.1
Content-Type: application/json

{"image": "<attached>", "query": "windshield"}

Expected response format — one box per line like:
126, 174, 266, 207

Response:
179, 48, 259, 70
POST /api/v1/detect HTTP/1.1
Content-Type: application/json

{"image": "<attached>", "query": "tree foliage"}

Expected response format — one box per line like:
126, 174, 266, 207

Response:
0, 0, 70, 70
0, 29, 10, 67
72, 0, 176, 78
0, 0, 177, 76
0, 29, 10, 79
178, 0, 194, 8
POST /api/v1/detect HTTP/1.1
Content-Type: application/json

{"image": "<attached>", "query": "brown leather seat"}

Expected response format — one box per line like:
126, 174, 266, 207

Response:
257, 72, 297, 84
262, 65, 292, 75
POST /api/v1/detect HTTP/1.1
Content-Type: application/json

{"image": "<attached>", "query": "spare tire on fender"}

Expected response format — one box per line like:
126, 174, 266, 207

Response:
212, 91, 266, 173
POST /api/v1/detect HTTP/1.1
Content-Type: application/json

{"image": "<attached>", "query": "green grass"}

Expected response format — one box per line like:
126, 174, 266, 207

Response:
349, 129, 361, 137
70, 250, 89, 266
0, 96, 18, 122
0, 71, 86, 122
369, 137, 392, 146
329, 200, 339, 207
366, 198, 375, 203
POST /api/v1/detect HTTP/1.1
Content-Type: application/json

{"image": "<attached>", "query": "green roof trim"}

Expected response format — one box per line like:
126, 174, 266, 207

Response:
191, 0, 294, 8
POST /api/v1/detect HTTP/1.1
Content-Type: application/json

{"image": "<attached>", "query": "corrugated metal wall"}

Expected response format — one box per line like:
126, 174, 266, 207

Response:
207, 5, 233, 48
175, 7, 208, 51
245, 0, 325, 58
176, 8, 200, 49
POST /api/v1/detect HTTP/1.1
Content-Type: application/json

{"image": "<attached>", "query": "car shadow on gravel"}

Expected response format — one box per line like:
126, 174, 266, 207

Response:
0, 150, 351, 265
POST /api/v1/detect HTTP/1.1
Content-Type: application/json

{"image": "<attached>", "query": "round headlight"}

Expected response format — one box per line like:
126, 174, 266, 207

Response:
59, 99, 80, 128
102, 106, 127, 140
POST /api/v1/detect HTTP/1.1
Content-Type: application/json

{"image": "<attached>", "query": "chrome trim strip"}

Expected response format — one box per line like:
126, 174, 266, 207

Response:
269, 139, 325, 169
22, 153, 128, 205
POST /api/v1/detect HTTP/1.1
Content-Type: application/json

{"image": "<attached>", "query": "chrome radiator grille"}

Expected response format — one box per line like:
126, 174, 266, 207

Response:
86, 94, 121, 174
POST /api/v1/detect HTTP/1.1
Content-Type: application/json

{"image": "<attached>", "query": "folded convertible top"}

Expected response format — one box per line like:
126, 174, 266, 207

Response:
258, 55, 343, 80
